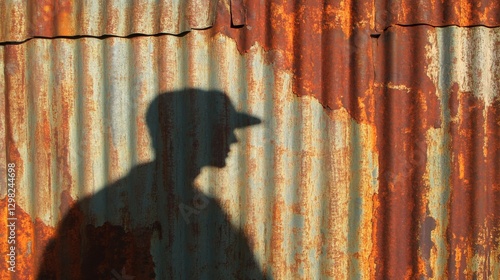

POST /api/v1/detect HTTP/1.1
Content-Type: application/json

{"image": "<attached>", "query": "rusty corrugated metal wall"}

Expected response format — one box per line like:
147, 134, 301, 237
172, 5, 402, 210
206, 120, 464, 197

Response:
1, 1, 499, 279
0, 0, 219, 42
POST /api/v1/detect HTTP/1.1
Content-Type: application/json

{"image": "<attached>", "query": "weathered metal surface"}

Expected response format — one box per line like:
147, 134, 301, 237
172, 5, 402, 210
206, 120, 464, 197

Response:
213, 5, 500, 277
0, 0, 218, 43
373, 25, 500, 279
375, 0, 500, 31
0, 31, 379, 279
1, 1, 500, 279
3, 0, 500, 44
0, 47, 5, 193
373, 25, 442, 279
212, 0, 376, 125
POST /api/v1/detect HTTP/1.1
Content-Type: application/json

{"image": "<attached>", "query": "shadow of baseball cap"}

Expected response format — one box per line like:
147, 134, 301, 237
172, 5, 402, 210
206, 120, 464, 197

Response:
230, 104, 261, 128
146, 88, 261, 135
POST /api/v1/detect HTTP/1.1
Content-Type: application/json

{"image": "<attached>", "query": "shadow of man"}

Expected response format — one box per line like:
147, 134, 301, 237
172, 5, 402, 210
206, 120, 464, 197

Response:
37, 89, 266, 279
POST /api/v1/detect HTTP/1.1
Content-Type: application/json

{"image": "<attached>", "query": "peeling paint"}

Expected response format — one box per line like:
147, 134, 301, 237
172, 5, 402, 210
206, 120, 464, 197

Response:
1, 2, 500, 279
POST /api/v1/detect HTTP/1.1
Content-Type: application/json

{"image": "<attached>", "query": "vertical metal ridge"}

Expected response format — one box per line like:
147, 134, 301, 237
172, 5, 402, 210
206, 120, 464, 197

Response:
0, 46, 5, 193
1, 2, 500, 279
0, 0, 219, 43
375, 0, 500, 31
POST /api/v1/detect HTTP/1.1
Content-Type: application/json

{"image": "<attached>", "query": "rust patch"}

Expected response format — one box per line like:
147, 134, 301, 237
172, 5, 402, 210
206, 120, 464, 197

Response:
4, 45, 26, 185
0, 184, 153, 280
30, 0, 73, 37
448, 84, 500, 278
0, 197, 56, 279
211, 0, 375, 124
372, 25, 441, 279
269, 197, 286, 279
375, 0, 500, 31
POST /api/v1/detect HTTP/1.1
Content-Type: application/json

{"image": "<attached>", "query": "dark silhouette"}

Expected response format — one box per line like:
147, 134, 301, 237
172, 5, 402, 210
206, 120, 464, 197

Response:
37, 89, 266, 279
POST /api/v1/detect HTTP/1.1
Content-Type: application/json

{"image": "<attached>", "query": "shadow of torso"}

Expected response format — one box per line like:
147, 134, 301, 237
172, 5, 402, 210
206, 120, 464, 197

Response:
37, 162, 266, 279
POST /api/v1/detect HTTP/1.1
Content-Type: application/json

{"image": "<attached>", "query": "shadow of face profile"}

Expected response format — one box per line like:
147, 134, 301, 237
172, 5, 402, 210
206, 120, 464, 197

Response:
35, 88, 266, 280
146, 88, 261, 170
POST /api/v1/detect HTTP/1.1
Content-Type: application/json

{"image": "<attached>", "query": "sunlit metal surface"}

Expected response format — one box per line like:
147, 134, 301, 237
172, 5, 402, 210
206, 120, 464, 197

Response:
0, 0, 218, 43
373, 25, 500, 279
0, 1, 499, 279
375, 0, 500, 31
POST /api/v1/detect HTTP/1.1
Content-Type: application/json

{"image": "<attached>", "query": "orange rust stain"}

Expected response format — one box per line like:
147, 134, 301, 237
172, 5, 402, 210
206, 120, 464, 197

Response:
56, 1, 74, 35
268, 2, 295, 68
32, 0, 56, 36
0, 197, 56, 280
460, 1, 474, 26
458, 153, 465, 180
376, 0, 500, 30
211, 0, 375, 124
482, 3, 500, 23
29, 0, 75, 37
372, 25, 441, 279
4, 46, 27, 155
39, 114, 52, 151
269, 198, 286, 279
212, 4, 500, 278
54, 71, 75, 194
4, 45, 26, 197
448, 84, 500, 278
419, 216, 437, 278
331, 0, 354, 37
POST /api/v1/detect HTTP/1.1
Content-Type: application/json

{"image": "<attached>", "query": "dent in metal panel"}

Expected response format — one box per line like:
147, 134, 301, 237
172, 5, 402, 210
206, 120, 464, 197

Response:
0, 0, 219, 43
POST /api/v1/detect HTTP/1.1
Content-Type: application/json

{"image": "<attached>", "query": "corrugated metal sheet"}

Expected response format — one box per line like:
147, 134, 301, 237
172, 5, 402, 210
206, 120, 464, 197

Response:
0, 32, 378, 279
3, 0, 500, 44
373, 25, 500, 279
1, 1, 499, 279
0, 0, 219, 43
211, 0, 376, 123
376, 0, 500, 31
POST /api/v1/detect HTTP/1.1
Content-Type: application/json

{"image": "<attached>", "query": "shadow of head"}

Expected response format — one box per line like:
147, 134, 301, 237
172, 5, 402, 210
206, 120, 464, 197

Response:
146, 88, 261, 168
